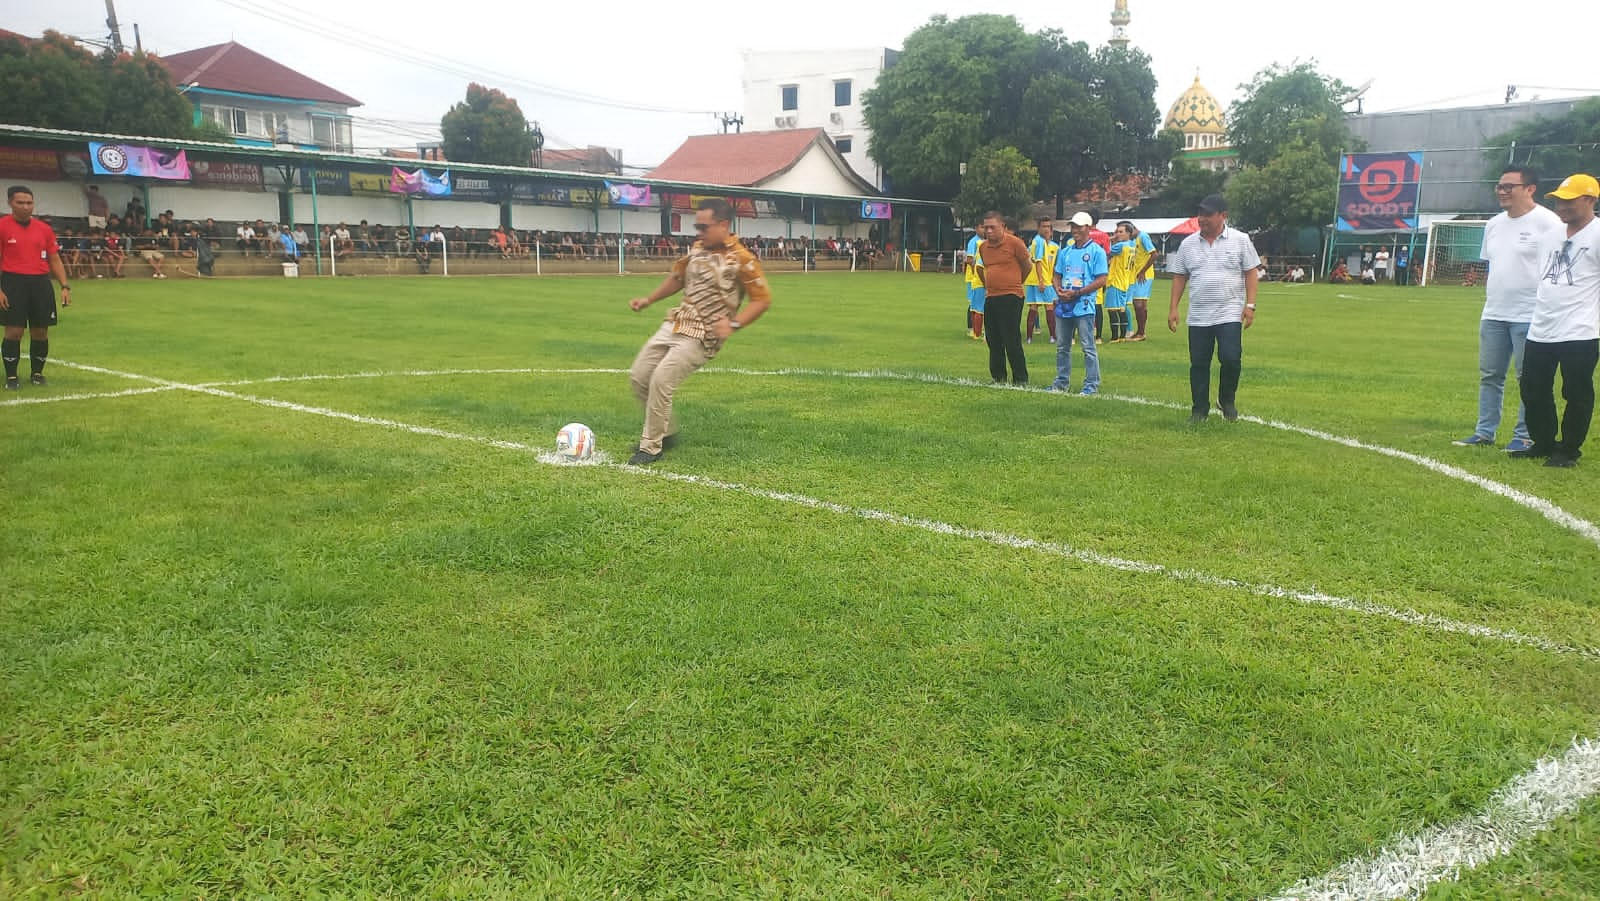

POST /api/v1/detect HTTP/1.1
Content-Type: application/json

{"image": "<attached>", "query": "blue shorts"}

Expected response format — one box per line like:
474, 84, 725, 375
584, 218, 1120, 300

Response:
1025, 284, 1056, 304
1130, 277, 1153, 300
967, 286, 986, 312
1103, 286, 1130, 309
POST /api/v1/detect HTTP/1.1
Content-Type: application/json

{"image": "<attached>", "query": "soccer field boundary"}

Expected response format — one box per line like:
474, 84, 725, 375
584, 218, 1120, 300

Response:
174, 363, 1600, 553
46, 358, 1600, 666
1265, 735, 1600, 901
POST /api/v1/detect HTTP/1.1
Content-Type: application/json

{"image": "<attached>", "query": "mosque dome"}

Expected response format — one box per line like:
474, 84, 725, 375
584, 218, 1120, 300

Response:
1165, 74, 1226, 136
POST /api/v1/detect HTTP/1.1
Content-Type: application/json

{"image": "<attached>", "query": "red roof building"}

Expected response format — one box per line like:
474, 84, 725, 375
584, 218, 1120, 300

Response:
159, 42, 360, 151
648, 128, 877, 196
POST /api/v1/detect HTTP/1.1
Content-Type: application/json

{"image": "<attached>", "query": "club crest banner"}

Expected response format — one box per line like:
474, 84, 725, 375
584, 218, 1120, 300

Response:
390, 167, 452, 196
88, 142, 191, 180
605, 182, 653, 207
860, 200, 893, 220
1337, 152, 1423, 231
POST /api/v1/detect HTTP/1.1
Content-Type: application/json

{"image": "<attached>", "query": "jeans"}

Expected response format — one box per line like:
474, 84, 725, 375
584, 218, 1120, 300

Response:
1520, 338, 1599, 457
1476, 319, 1530, 442
984, 293, 1027, 384
1188, 322, 1243, 413
1052, 314, 1099, 392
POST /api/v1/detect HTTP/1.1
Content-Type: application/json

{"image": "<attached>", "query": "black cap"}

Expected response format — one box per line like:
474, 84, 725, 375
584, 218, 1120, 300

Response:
1197, 193, 1228, 214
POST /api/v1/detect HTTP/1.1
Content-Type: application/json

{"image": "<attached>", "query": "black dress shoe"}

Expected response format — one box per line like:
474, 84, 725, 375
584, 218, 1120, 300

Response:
627, 449, 663, 466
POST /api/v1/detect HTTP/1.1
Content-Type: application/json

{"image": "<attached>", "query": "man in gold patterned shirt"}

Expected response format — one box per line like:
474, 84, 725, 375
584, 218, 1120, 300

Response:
626, 198, 772, 465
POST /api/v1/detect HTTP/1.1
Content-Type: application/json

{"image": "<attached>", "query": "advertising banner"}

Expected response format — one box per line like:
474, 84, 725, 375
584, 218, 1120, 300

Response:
1336, 152, 1424, 231
189, 159, 263, 190
0, 146, 65, 181
349, 171, 392, 195
390, 167, 452, 196
88, 142, 191, 180
451, 175, 501, 201
668, 194, 758, 218
605, 181, 653, 207
861, 200, 893, 220
300, 168, 352, 195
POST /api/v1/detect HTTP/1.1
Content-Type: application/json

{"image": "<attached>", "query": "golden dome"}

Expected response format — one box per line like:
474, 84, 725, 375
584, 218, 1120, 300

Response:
1165, 74, 1226, 136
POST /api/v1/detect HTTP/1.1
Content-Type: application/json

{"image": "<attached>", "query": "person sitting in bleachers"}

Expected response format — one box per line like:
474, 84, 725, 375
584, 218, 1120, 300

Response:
1329, 261, 1351, 283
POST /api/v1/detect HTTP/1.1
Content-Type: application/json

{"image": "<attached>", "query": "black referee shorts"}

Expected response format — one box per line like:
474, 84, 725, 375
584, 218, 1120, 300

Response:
0, 273, 57, 329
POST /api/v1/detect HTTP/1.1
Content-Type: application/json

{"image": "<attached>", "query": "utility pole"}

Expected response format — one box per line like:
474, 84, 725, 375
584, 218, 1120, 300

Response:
104, 0, 125, 53
1505, 84, 1519, 104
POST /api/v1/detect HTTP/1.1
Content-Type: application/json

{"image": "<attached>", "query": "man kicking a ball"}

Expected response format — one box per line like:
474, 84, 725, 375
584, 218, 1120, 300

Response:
625, 198, 772, 465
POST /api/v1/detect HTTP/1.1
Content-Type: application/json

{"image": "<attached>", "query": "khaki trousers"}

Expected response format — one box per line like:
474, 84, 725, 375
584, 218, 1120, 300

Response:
630, 322, 711, 454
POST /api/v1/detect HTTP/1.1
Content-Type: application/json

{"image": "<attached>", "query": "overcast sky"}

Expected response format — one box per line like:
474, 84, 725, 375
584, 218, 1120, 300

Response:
11, 0, 1600, 170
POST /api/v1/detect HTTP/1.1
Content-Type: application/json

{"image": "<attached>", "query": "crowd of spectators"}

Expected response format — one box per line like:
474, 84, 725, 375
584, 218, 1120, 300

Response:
50, 206, 887, 279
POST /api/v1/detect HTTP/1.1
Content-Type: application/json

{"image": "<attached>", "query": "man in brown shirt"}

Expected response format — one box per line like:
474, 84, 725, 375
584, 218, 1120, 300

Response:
977, 211, 1033, 385
625, 198, 772, 465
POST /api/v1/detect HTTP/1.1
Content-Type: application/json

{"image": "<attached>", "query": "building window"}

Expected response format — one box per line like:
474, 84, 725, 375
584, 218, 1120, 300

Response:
834, 80, 852, 106
263, 111, 290, 142
229, 108, 249, 135
781, 85, 798, 111
835, 137, 852, 154
309, 115, 353, 152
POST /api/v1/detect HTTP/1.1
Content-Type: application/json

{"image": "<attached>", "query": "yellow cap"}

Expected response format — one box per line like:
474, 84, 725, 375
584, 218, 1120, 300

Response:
1547, 173, 1600, 200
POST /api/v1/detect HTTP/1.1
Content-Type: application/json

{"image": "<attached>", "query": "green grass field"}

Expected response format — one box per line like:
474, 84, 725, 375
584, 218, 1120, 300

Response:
3, 272, 1597, 899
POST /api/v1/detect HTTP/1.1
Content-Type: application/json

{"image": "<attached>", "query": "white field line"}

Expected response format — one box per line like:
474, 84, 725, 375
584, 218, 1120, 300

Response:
186, 364, 1600, 552
0, 385, 182, 406
1266, 736, 1600, 901
46, 359, 1600, 664
45, 360, 1600, 898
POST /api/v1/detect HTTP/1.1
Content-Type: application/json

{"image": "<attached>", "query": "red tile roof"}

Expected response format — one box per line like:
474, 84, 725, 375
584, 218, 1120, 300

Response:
160, 42, 361, 107
647, 129, 830, 186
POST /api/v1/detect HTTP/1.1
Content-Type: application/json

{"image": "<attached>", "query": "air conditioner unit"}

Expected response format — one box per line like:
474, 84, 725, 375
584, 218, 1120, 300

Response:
783, 115, 798, 127
774, 116, 787, 127
829, 112, 843, 126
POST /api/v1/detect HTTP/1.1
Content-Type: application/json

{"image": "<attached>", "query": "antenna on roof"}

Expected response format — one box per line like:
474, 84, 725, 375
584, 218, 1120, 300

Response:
1340, 78, 1375, 114
717, 112, 743, 134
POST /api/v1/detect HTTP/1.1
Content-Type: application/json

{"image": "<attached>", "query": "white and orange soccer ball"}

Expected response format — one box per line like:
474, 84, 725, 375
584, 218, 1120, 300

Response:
555, 422, 596, 460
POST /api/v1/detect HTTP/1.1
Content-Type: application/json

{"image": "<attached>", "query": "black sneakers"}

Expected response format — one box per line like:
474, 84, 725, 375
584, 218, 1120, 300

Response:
1188, 411, 1207, 424
3, 377, 17, 391
627, 450, 663, 466
1544, 452, 1579, 468
1219, 402, 1239, 422
29, 373, 45, 386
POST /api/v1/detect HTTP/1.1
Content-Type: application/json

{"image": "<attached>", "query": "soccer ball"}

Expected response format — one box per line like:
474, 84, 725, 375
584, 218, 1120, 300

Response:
555, 422, 596, 460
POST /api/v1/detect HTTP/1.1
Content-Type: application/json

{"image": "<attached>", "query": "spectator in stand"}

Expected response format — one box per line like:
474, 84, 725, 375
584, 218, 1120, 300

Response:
135, 229, 167, 278
492, 226, 511, 258
369, 223, 387, 255
448, 225, 467, 258
124, 194, 146, 228
276, 225, 300, 263
179, 224, 200, 258
1330, 261, 1351, 283
1395, 247, 1411, 286
106, 213, 124, 236
84, 184, 109, 230
101, 228, 126, 277
292, 224, 311, 256
334, 222, 354, 258
88, 228, 107, 278
356, 220, 375, 254
1361, 265, 1377, 284
236, 221, 257, 256
264, 222, 282, 252
202, 217, 221, 244
1288, 265, 1307, 283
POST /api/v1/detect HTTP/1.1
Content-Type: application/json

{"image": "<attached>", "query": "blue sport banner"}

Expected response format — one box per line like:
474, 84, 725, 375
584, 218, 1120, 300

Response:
1337, 152, 1423, 231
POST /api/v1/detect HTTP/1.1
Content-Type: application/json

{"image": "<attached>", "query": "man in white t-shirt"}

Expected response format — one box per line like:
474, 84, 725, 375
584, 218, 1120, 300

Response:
1167, 194, 1260, 423
1514, 173, 1600, 467
1455, 166, 1563, 452
1374, 248, 1390, 280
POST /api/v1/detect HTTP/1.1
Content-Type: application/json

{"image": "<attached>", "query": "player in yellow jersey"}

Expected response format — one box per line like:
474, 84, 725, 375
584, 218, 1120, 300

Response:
1104, 221, 1140, 341
964, 230, 985, 339
1024, 218, 1059, 344
1125, 221, 1157, 340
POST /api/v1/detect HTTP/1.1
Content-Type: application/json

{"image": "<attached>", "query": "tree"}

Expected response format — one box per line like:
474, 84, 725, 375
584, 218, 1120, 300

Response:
863, 15, 1164, 205
952, 144, 1039, 225
1227, 62, 1359, 167
1486, 97, 1600, 186
440, 84, 537, 166
0, 31, 214, 140
1140, 160, 1227, 217
1226, 138, 1337, 239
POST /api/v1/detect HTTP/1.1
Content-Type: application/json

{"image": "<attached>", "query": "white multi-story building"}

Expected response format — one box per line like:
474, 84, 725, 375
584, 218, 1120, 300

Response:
741, 48, 898, 192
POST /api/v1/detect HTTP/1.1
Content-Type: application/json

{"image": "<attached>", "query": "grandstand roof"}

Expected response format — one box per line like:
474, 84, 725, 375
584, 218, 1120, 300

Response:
649, 129, 877, 195
161, 41, 361, 107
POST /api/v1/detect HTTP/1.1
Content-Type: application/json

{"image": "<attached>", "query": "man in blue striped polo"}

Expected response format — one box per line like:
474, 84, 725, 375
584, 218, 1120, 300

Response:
1167, 194, 1260, 423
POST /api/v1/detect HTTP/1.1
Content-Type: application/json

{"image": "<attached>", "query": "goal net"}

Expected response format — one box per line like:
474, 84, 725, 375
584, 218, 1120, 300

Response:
1421, 220, 1487, 287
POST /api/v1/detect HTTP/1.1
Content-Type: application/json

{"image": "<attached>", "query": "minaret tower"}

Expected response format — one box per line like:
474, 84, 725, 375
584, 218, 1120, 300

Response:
1109, 0, 1131, 49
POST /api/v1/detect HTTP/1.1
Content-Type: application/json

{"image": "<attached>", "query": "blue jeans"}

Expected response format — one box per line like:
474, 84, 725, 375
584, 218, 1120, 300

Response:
1052, 314, 1099, 392
1476, 319, 1530, 442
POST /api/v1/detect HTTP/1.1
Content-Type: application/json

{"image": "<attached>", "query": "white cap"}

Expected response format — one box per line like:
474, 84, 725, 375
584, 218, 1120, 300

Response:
1069, 212, 1094, 227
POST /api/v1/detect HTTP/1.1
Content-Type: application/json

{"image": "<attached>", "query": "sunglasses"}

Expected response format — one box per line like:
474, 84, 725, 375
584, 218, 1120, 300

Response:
694, 223, 711, 232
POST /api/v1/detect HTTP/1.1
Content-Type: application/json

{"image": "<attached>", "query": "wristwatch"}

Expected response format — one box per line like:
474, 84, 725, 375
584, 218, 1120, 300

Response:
729, 320, 742, 330
1245, 303, 1256, 310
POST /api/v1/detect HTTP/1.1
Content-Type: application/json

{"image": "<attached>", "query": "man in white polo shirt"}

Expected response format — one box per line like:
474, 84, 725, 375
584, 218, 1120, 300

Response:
1514, 173, 1600, 468
1168, 194, 1260, 423
1455, 166, 1560, 452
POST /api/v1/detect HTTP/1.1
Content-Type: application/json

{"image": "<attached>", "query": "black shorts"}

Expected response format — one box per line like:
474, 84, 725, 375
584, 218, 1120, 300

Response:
1, 273, 57, 329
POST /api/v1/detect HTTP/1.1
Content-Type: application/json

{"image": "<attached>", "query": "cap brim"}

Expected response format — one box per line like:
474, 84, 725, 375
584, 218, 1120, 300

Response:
1548, 189, 1598, 200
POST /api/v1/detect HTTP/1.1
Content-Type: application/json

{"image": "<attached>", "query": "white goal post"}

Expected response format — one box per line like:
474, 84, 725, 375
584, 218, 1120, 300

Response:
1421, 220, 1487, 288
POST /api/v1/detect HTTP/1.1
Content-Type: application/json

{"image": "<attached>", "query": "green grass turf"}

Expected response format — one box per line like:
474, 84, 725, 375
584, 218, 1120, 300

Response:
2, 272, 1597, 898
